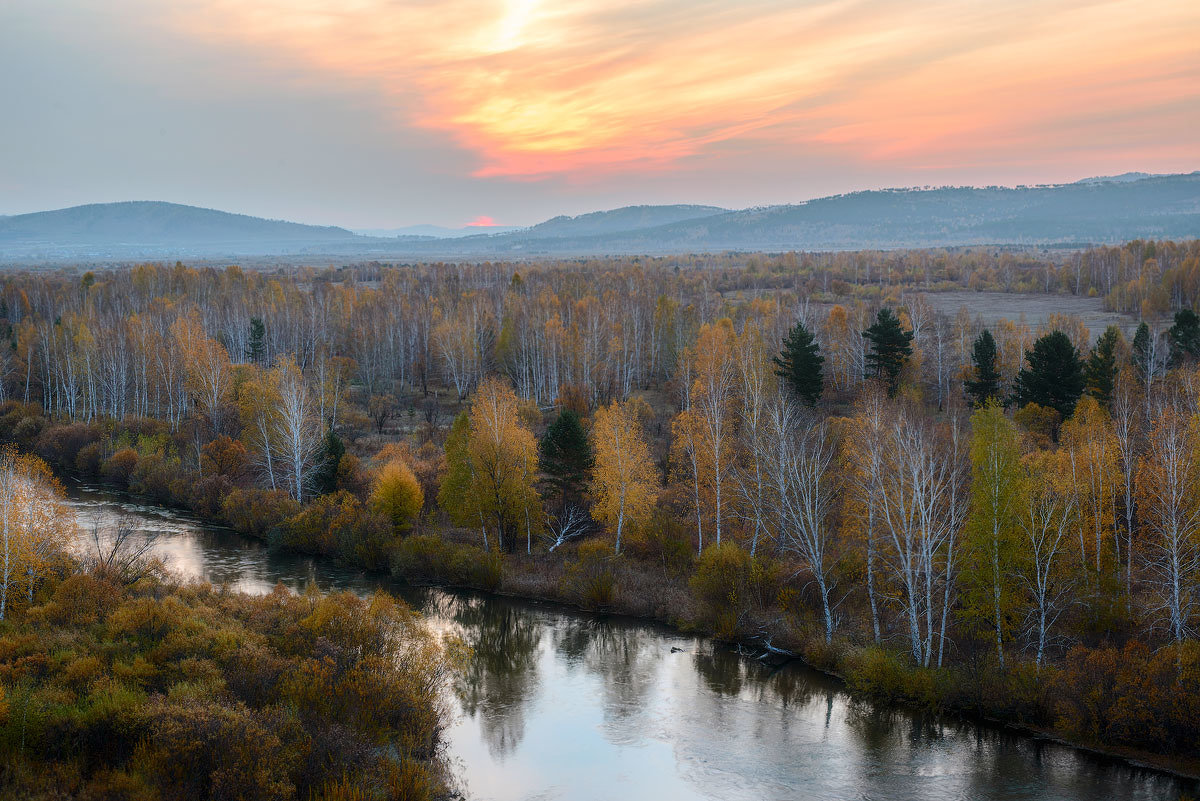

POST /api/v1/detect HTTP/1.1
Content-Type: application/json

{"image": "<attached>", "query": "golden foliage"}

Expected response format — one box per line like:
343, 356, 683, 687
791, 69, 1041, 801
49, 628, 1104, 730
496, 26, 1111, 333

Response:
590, 400, 657, 553
370, 459, 424, 533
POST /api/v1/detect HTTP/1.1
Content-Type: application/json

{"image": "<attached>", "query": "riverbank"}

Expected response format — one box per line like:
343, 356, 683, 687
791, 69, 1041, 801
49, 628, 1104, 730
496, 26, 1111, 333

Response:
392, 528, 1200, 787
5, 388, 1194, 791
64, 477, 1200, 790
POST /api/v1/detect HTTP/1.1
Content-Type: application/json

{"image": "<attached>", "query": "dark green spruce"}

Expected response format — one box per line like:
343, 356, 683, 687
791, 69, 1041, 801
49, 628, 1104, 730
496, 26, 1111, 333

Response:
246, 316, 266, 364
1084, 325, 1122, 407
773, 320, 824, 406
863, 307, 913, 396
1167, 309, 1200, 365
964, 329, 1002, 407
539, 409, 593, 507
1014, 330, 1085, 419
311, 428, 345, 496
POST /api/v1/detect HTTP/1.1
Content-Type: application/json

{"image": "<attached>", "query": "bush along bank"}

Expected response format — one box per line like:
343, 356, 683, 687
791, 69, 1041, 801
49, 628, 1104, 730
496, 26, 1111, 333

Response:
7, 401, 1200, 781
0, 566, 459, 800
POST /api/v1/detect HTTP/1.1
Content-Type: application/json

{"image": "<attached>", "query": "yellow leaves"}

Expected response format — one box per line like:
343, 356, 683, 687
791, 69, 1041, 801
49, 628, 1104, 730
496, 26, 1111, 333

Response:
0, 450, 74, 618
1060, 396, 1120, 568
370, 459, 424, 533
691, 318, 736, 394
441, 377, 540, 550
170, 310, 232, 416
590, 400, 657, 551
469, 378, 539, 487
1042, 312, 1090, 355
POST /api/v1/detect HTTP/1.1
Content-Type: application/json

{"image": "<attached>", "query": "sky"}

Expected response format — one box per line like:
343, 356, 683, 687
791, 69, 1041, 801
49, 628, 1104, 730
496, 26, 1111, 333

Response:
2, 0, 1198, 228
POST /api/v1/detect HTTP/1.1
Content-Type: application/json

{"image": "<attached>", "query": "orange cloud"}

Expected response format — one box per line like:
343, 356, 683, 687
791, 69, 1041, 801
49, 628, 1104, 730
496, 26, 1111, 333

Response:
164, 0, 1200, 179
465, 215, 499, 227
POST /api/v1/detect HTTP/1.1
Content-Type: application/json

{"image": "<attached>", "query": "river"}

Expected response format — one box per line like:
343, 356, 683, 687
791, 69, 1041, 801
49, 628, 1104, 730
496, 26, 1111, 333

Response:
65, 484, 1193, 801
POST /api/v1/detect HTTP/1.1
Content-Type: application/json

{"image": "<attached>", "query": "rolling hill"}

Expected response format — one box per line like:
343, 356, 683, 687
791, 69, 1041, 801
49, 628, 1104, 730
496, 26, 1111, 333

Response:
2, 173, 1197, 262
0, 201, 361, 260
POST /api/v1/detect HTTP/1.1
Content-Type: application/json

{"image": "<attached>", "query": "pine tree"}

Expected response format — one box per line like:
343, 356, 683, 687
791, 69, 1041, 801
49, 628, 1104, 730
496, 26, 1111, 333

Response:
246, 317, 266, 364
1014, 330, 1084, 419
964, 329, 1002, 407
539, 409, 593, 507
1084, 325, 1121, 407
1132, 321, 1151, 372
863, 307, 912, 396
1167, 309, 1200, 365
773, 320, 824, 406
311, 428, 345, 496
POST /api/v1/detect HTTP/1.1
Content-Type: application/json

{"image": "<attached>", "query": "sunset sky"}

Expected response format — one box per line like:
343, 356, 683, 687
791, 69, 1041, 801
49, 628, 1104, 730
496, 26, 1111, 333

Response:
3, 0, 1198, 227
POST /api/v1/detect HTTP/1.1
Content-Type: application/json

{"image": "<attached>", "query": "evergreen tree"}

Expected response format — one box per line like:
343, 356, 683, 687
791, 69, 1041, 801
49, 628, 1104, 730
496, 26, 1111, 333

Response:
539, 409, 593, 507
1167, 308, 1200, 365
311, 428, 345, 496
1132, 322, 1151, 380
246, 317, 266, 364
863, 307, 913, 396
964, 329, 1002, 407
1132, 320, 1167, 388
773, 320, 824, 406
1084, 325, 1121, 407
1014, 331, 1084, 419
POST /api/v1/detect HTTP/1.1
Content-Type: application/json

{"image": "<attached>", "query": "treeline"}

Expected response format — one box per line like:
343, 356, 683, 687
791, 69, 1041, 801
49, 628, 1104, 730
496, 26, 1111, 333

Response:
0, 240, 1194, 420
5, 247, 1200, 765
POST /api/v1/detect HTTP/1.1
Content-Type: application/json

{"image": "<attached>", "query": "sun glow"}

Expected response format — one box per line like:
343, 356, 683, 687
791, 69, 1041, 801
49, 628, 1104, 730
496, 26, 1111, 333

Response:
166, 0, 1200, 179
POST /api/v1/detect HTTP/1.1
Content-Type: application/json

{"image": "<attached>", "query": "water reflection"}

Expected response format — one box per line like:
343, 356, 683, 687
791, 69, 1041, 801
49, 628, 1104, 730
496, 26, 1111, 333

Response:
451, 597, 543, 759
65, 483, 1196, 801
554, 618, 660, 743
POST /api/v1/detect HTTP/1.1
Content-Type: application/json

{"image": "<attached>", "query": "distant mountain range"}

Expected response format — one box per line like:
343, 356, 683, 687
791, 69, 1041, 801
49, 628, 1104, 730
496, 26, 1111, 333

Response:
351, 224, 522, 239
2, 173, 1197, 263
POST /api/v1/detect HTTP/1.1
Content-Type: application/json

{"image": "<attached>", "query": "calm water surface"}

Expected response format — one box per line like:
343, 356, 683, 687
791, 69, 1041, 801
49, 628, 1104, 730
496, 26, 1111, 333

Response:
66, 484, 1194, 801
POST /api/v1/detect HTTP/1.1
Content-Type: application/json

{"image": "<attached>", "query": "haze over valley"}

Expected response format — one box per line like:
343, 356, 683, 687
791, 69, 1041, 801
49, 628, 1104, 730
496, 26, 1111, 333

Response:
2, 173, 1197, 262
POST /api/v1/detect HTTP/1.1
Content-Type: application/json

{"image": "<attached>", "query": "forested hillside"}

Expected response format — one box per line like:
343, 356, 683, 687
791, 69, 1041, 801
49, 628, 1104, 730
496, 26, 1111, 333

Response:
3, 174, 1196, 262
0, 201, 361, 260
3, 240, 1200, 770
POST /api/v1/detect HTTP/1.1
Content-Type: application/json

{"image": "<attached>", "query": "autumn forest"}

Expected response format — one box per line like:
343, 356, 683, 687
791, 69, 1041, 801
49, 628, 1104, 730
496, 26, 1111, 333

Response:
4, 241, 1200, 797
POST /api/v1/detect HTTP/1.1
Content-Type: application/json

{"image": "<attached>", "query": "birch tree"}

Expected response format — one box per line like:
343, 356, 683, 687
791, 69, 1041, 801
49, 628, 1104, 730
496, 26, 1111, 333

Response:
1138, 400, 1200, 646
590, 400, 657, 554
770, 403, 841, 643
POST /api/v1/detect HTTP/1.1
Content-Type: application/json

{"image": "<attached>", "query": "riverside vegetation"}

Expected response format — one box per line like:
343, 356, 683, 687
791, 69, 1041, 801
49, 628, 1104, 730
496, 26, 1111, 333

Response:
3, 241, 1200, 781
0, 450, 460, 800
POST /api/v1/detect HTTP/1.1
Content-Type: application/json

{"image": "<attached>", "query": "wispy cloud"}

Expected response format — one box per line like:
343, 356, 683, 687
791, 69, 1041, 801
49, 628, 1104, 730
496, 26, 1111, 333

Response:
162, 0, 1200, 179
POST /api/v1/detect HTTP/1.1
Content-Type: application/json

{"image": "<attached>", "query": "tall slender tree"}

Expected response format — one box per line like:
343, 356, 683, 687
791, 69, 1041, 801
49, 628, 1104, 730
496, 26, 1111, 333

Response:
962, 402, 1023, 669
590, 401, 657, 554
439, 377, 540, 554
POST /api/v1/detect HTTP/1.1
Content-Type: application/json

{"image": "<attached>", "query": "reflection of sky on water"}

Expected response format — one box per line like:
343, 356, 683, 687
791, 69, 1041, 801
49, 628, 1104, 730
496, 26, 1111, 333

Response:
67, 484, 1192, 801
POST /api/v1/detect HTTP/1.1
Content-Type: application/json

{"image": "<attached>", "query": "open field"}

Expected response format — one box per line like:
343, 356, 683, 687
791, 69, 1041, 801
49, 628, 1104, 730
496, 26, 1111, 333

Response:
924, 291, 1143, 340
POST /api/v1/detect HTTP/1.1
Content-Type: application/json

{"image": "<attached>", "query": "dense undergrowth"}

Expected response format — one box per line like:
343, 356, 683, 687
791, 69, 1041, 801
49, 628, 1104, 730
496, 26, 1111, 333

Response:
0, 565, 456, 801
6, 399, 1200, 775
